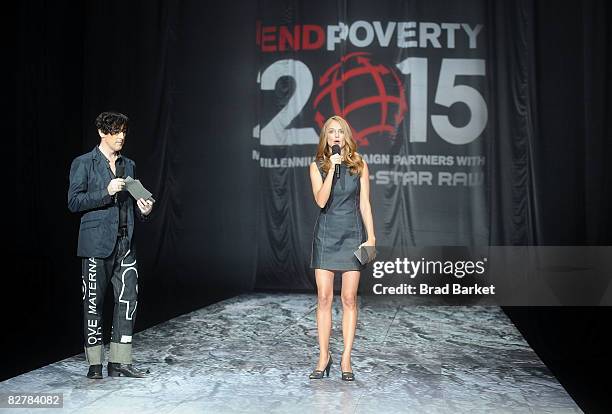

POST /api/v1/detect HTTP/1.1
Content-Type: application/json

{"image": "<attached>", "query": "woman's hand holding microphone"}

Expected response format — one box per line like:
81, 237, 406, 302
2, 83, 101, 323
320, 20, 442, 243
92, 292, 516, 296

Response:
330, 153, 342, 167
330, 151, 342, 179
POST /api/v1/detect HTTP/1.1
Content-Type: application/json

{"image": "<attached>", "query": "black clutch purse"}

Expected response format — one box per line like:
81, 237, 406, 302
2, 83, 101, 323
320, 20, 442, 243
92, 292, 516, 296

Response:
353, 245, 377, 265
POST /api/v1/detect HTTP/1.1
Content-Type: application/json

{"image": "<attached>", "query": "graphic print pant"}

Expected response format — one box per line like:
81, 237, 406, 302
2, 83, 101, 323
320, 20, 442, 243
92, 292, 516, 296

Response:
81, 233, 138, 365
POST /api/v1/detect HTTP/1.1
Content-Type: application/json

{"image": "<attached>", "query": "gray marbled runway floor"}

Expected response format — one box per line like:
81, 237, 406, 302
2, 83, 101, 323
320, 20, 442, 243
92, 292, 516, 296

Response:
1, 293, 581, 413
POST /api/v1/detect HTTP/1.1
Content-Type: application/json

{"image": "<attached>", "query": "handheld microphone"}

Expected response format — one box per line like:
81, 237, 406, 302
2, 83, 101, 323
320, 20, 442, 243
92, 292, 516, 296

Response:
332, 144, 341, 179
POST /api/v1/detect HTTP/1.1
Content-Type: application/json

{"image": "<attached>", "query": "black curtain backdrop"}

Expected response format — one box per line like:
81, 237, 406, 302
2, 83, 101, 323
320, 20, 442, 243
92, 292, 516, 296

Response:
12, 0, 612, 412
13, 0, 257, 381
503, 1, 612, 413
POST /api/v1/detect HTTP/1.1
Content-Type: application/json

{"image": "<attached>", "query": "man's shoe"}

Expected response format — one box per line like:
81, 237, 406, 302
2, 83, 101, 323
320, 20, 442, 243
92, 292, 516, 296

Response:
107, 362, 148, 378
86, 364, 103, 379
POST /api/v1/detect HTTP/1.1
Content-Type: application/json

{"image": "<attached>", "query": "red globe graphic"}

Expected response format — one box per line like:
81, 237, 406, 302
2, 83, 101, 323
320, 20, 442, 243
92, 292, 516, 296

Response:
313, 52, 407, 146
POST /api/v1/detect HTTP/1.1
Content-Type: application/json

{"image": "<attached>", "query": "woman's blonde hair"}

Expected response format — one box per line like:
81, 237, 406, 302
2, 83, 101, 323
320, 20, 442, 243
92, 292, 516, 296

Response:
315, 115, 364, 176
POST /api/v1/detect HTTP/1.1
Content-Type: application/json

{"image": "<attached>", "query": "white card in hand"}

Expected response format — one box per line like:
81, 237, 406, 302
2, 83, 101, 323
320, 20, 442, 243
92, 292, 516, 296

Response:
124, 176, 155, 202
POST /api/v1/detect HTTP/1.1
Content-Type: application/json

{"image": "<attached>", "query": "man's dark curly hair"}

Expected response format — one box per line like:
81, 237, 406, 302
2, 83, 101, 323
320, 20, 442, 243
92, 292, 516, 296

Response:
95, 111, 129, 135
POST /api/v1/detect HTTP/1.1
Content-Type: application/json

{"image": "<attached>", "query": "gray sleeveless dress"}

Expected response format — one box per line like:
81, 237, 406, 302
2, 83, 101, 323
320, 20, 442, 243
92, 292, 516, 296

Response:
311, 162, 366, 271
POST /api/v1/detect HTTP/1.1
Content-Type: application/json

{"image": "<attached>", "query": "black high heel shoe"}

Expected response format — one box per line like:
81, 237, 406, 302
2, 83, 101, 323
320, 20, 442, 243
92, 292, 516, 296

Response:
340, 356, 355, 381
341, 371, 355, 381
309, 353, 332, 379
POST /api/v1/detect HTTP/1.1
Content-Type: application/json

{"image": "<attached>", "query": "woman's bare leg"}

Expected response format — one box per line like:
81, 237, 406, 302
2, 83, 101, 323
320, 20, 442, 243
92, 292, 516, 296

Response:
340, 271, 360, 372
315, 269, 334, 370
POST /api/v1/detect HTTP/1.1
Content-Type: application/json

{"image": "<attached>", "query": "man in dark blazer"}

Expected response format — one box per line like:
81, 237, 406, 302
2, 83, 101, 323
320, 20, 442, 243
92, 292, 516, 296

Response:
68, 111, 153, 379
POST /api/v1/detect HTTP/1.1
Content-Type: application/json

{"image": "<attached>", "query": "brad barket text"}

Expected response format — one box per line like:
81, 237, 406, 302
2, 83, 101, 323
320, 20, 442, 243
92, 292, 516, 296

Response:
373, 283, 496, 295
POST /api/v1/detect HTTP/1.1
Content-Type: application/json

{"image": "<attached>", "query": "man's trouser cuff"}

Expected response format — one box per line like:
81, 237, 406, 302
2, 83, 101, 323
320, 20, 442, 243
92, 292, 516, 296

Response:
109, 342, 132, 364
85, 345, 104, 365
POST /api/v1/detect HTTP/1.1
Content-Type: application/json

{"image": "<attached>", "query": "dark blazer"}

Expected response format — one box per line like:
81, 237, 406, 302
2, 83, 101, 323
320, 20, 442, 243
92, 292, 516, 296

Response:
68, 146, 144, 258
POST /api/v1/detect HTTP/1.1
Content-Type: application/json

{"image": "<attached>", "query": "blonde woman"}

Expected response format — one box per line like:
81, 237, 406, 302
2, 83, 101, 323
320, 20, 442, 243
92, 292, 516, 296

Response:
308, 115, 376, 381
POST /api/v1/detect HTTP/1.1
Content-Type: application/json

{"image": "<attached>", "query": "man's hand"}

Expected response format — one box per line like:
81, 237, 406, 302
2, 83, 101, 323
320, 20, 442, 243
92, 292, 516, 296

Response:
137, 198, 153, 216
107, 178, 126, 196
